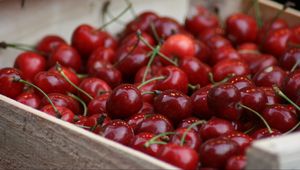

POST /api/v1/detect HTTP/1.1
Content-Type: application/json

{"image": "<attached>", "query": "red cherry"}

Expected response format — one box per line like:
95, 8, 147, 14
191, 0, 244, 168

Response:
71, 24, 117, 58
101, 119, 134, 146
207, 83, 241, 121
240, 86, 267, 112
221, 132, 253, 154
251, 128, 281, 140
154, 89, 192, 124
198, 27, 225, 42
237, 42, 259, 51
259, 87, 282, 105
253, 66, 287, 89
200, 117, 236, 141
127, 112, 147, 131
130, 132, 162, 157
119, 32, 155, 51
138, 102, 154, 114
200, 137, 240, 169
88, 47, 116, 64
227, 75, 254, 90
210, 46, 241, 65
151, 17, 184, 40
134, 65, 161, 83
226, 13, 258, 44
194, 40, 211, 63
48, 44, 82, 72
170, 127, 202, 151
191, 85, 215, 119
158, 143, 199, 170
106, 84, 142, 119
206, 35, 232, 51
40, 105, 75, 123
83, 114, 110, 133
225, 155, 246, 170
280, 48, 300, 71
135, 81, 156, 103
135, 114, 173, 134
0, 68, 24, 98
16, 91, 41, 108
14, 51, 46, 81
87, 93, 109, 116
177, 117, 203, 132
284, 70, 300, 102
36, 35, 66, 56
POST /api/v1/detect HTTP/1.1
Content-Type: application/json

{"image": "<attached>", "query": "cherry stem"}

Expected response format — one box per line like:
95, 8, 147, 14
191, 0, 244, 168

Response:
209, 72, 234, 87
56, 63, 94, 101
208, 72, 216, 84
98, 1, 132, 30
67, 93, 87, 117
254, 0, 263, 28
142, 45, 160, 83
237, 103, 273, 133
188, 84, 200, 91
180, 120, 207, 146
144, 132, 176, 148
136, 30, 178, 66
124, 0, 137, 18
137, 76, 165, 89
76, 74, 88, 79
13, 77, 61, 118
273, 86, 300, 111
90, 114, 107, 131
243, 125, 257, 134
150, 21, 161, 43
285, 121, 300, 134
290, 60, 300, 72
0, 41, 40, 53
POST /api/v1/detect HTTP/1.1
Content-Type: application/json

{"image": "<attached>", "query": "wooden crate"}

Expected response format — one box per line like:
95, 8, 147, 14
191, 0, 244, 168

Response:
0, 0, 300, 169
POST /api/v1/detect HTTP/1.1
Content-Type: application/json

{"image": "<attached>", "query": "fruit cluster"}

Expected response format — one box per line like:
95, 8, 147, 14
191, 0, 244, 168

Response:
0, 2, 300, 170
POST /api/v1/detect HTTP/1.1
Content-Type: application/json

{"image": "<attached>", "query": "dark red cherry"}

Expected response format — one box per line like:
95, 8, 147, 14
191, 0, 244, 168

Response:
134, 65, 161, 83
206, 35, 232, 50
101, 119, 134, 146
154, 89, 192, 124
200, 117, 236, 141
177, 117, 203, 132
48, 66, 80, 91
78, 77, 111, 103
226, 13, 258, 44
207, 83, 241, 121
240, 86, 267, 112
119, 32, 155, 51
225, 155, 246, 170
83, 114, 110, 133
127, 112, 147, 131
106, 84, 142, 119
191, 85, 215, 119
40, 104, 75, 123
130, 132, 162, 157
16, 91, 41, 108
200, 137, 240, 169
135, 81, 156, 103
227, 75, 254, 90
198, 27, 225, 42
170, 128, 202, 151
251, 128, 281, 140
280, 48, 300, 71
241, 53, 278, 75
284, 70, 300, 102
40, 93, 81, 115
138, 102, 154, 114
212, 59, 250, 82
155, 66, 188, 94
87, 93, 109, 116
237, 42, 259, 51
36, 35, 66, 56
179, 57, 211, 87
221, 132, 253, 154
194, 40, 211, 63
88, 47, 116, 65
135, 114, 173, 134
259, 87, 282, 105
158, 143, 199, 170
152, 17, 184, 39
14, 51, 46, 81
0, 67, 24, 98
262, 104, 298, 133
210, 46, 241, 65
253, 66, 287, 89
71, 24, 117, 58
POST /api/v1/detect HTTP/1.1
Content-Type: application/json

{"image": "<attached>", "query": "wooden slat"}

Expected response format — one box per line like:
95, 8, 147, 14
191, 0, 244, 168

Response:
0, 95, 177, 169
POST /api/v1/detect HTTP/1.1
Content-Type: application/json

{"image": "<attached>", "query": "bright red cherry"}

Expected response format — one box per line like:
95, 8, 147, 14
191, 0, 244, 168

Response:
14, 51, 46, 81
227, 75, 254, 90
253, 66, 287, 89
225, 155, 246, 170
284, 70, 300, 102
40, 104, 75, 123
130, 132, 162, 157
16, 91, 41, 108
106, 84, 142, 119
135, 114, 173, 134
251, 128, 281, 140
191, 85, 215, 119
87, 93, 109, 116
0, 68, 24, 98
36, 35, 66, 56
280, 48, 300, 71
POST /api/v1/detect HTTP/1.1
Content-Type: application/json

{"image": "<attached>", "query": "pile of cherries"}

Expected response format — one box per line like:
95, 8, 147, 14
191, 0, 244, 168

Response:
0, 3, 300, 170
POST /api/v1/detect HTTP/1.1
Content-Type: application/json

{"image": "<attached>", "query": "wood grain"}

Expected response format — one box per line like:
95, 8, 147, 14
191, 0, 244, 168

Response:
0, 95, 177, 169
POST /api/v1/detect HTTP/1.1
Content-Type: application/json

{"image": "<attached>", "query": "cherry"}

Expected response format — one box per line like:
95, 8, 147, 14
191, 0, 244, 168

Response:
262, 104, 298, 133
40, 104, 75, 123
138, 102, 154, 114
191, 85, 215, 119
14, 51, 46, 81
259, 87, 282, 105
284, 70, 300, 102
0, 67, 24, 98
212, 59, 250, 82
158, 143, 199, 170
198, 27, 225, 42
71, 24, 117, 58
16, 90, 41, 108
200, 137, 240, 169
130, 132, 162, 157
240, 86, 267, 112
36, 35, 66, 56
251, 128, 281, 140
119, 32, 155, 51
170, 127, 202, 151
78, 77, 111, 103
280, 48, 300, 71
207, 83, 241, 121
227, 75, 254, 91
40, 93, 81, 115
179, 57, 211, 87
33, 71, 69, 94
221, 132, 253, 154
226, 13, 258, 44
101, 119, 134, 146
87, 93, 109, 116
225, 155, 246, 170
50, 65, 80, 91
87, 47, 116, 65
237, 42, 259, 51
82, 114, 110, 133
206, 35, 232, 51
242, 53, 278, 75
194, 40, 211, 63
289, 25, 300, 46
154, 89, 192, 124
134, 65, 161, 83
106, 84, 142, 119
155, 66, 188, 94
151, 17, 184, 40
200, 117, 236, 141
210, 46, 241, 65
253, 66, 287, 89
177, 117, 203, 132
135, 114, 173, 134
135, 81, 156, 103
127, 112, 147, 131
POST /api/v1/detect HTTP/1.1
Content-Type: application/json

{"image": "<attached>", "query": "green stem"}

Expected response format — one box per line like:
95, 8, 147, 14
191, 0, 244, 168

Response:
0, 41, 35, 52
273, 86, 300, 111
238, 103, 273, 133
144, 132, 176, 147
124, 0, 137, 18
137, 76, 165, 89
142, 45, 160, 83
150, 21, 161, 43
291, 60, 300, 72
14, 77, 61, 117
90, 114, 107, 131
180, 120, 206, 146
67, 93, 87, 117
254, 0, 263, 28
188, 84, 200, 91
285, 121, 300, 134
56, 64, 94, 101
